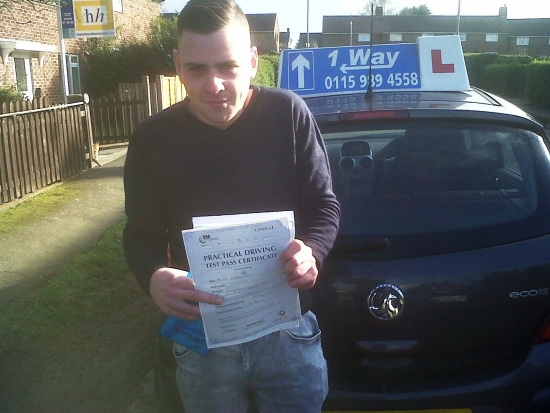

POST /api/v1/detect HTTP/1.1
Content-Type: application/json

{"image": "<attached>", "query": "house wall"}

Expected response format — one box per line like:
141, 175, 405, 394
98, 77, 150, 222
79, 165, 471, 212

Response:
321, 34, 345, 48
253, 32, 279, 54
112, 0, 160, 43
0, 4, 61, 100
324, 31, 522, 57
321, 13, 550, 59
1, 0, 159, 103
0, 4, 58, 43
461, 33, 509, 54
509, 37, 550, 58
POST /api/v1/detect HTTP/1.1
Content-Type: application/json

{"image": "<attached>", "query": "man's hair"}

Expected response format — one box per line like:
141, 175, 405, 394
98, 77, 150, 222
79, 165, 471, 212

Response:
177, 0, 250, 36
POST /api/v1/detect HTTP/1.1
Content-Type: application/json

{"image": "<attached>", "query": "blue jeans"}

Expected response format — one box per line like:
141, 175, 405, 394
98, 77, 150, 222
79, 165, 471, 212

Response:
173, 311, 328, 413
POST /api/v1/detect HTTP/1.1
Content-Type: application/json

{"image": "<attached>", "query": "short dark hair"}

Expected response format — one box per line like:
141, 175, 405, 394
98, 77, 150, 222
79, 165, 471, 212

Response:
177, 0, 249, 36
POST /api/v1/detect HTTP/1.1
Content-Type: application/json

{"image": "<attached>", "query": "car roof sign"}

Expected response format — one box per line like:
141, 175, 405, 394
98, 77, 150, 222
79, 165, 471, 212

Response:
278, 35, 471, 97
417, 35, 470, 92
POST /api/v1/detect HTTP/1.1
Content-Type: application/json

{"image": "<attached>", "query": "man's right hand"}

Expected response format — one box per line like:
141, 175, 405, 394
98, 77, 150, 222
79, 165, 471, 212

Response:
150, 267, 223, 320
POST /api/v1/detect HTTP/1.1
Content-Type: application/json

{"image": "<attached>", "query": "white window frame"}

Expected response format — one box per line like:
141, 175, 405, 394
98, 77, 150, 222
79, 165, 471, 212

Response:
390, 32, 402, 42
13, 54, 33, 100
516, 37, 529, 46
66, 54, 82, 95
486, 33, 499, 42
358, 33, 371, 42
113, 0, 123, 13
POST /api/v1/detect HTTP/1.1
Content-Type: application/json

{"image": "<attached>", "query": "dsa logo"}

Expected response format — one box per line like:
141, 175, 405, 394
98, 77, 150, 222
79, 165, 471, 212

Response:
199, 234, 211, 244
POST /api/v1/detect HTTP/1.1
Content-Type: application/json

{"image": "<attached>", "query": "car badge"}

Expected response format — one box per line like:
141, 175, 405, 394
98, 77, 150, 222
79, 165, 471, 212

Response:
368, 284, 405, 320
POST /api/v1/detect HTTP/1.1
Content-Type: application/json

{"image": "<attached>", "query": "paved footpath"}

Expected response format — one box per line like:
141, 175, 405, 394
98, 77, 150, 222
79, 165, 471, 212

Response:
0, 146, 127, 303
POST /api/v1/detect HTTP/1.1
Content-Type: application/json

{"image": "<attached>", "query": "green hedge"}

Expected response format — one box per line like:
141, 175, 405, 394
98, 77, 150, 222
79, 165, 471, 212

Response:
526, 61, 550, 108
463, 53, 550, 108
464, 53, 498, 89
253, 54, 280, 88
464, 53, 533, 90
483, 63, 528, 98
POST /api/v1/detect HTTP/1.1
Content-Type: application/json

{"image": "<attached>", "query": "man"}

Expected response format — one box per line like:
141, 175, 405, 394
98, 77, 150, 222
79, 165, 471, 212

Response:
123, 0, 340, 412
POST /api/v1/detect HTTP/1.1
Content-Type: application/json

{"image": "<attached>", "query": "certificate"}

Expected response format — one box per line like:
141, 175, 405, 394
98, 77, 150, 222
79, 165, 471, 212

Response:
182, 213, 301, 348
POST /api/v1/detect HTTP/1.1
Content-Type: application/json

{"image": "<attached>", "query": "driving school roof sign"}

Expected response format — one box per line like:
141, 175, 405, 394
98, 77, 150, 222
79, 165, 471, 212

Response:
278, 35, 470, 97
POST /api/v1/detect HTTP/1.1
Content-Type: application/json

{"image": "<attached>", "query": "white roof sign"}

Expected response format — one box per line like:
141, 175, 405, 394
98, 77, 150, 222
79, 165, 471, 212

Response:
417, 35, 470, 91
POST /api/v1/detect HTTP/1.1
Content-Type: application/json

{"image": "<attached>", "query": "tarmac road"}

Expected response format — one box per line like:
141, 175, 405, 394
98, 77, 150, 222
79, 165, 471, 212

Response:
0, 146, 127, 303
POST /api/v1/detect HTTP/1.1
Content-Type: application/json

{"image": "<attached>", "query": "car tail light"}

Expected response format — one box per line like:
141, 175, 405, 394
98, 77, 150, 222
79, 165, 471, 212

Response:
536, 322, 550, 344
339, 109, 410, 121
534, 312, 550, 345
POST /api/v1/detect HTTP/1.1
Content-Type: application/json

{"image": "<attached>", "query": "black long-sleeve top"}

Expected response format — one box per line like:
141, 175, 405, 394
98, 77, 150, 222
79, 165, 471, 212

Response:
123, 86, 340, 313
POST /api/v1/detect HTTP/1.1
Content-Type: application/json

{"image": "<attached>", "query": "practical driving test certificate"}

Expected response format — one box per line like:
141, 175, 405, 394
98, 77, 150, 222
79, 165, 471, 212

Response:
182, 212, 301, 348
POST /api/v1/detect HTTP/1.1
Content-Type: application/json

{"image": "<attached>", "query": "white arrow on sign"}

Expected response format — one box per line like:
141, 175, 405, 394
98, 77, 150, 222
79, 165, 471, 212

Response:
340, 63, 394, 74
291, 54, 310, 89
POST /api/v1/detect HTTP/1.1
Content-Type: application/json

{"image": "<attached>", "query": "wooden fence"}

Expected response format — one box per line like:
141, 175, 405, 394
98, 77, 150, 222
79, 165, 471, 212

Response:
119, 75, 187, 115
91, 75, 186, 145
88, 96, 148, 145
0, 75, 186, 206
0, 97, 91, 205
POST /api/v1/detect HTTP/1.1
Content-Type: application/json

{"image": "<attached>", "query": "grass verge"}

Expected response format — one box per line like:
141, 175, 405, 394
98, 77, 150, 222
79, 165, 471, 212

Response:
0, 181, 84, 234
0, 219, 158, 413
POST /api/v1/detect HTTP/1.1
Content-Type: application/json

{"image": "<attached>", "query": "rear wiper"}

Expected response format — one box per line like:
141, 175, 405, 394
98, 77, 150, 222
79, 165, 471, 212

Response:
334, 237, 389, 252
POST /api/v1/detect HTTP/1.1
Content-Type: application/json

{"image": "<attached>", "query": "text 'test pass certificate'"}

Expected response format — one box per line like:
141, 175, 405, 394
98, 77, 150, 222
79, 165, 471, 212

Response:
182, 215, 301, 348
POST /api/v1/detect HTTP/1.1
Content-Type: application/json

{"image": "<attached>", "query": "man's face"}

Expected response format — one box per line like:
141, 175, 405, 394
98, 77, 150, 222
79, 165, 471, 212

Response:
173, 21, 258, 129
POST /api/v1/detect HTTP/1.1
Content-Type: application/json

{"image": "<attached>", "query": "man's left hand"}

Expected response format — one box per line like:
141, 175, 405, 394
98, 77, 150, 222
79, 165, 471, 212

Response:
280, 239, 318, 290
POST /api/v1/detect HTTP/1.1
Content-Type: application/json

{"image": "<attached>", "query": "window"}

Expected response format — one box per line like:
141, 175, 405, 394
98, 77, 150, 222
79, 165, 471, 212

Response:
14, 57, 33, 100
113, 0, 122, 13
66, 54, 82, 95
358, 33, 371, 42
390, 33, 402, 42
516, 37, 529, 46
321, 121, 544, 255
459, 33, 467, 42
486, 33, 499, 42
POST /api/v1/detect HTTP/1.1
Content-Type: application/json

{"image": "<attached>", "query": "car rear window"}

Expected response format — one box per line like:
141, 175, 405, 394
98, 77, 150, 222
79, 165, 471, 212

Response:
321, 120, 550, 257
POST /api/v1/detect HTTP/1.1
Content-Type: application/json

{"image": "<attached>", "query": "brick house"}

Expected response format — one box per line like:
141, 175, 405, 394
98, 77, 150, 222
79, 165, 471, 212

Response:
247, 13, 280, 54
305, 6, 550, 58
162, 12, 289, 55
0, 0, 160, 103
279, 27, 291, 52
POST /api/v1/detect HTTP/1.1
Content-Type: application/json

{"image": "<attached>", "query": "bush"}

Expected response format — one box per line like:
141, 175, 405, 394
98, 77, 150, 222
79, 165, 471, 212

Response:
0, 85, 24, 104
464, 53, 533, 90
464, 53, 498, 88
483, 63, 528, 98
81, 37, 176, 98
253, 54, 280, 88
149, 14, 178, 66
81, 15, 178, 97
526, 61, 550, 108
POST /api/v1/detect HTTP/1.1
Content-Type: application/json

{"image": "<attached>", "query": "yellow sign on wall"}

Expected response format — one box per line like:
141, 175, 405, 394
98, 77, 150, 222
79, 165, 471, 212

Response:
73, 0, 115, 38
